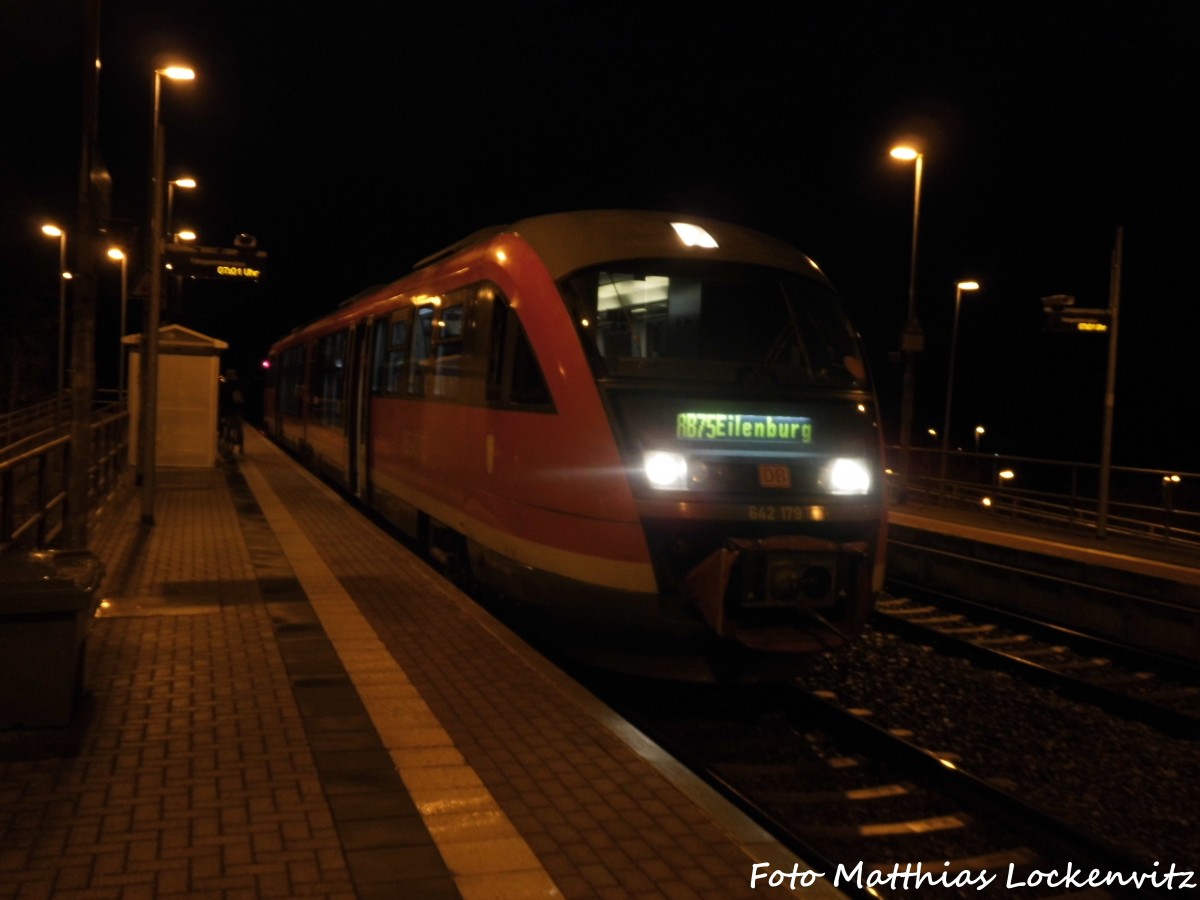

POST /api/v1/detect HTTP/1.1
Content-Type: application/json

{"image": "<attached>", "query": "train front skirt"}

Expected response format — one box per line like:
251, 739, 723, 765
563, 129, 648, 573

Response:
684, 536, 872, 653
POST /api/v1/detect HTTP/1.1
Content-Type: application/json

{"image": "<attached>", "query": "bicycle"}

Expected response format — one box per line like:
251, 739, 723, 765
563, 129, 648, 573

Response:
218, 412, 243, 460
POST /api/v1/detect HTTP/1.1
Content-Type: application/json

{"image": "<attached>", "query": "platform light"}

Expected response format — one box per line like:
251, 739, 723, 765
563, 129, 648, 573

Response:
939, 279, 981, 484
41, 223, 68, 418
107, 247, 130, 395
167, 177, 196, 240
143, 62, 198, 526
889, 142, 925, 503
670, 222, 718, 248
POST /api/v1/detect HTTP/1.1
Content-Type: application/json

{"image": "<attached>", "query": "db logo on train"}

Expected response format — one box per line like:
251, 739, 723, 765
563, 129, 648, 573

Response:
758, 464, 792, 489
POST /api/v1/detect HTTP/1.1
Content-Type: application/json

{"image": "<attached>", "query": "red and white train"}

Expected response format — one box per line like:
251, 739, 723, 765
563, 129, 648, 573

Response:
264, 210, 886, 679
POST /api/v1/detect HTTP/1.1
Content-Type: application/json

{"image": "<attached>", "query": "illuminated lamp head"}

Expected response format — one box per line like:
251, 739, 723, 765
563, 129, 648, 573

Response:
670, 222, 718, 248
644, 451, 688, 489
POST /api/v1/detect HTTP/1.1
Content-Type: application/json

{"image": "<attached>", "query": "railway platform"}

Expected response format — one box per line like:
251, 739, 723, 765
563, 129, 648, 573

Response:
0, 427, 838, 899
889, 504, 1200, 585
886, 500, 1200, 664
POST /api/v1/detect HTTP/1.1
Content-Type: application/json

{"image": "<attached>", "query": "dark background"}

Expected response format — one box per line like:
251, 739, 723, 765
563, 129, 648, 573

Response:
3, 1, 1197, 470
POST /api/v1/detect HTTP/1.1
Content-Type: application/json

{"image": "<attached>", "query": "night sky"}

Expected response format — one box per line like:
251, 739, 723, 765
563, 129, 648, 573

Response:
3, 1, 1198, 471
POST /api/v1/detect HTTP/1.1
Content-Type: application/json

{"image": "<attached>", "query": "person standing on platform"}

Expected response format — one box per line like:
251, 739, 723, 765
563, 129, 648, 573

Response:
218, 368, 245, 457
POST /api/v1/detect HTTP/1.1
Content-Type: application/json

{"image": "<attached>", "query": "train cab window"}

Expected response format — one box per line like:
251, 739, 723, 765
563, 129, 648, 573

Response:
561, 262, 868, 388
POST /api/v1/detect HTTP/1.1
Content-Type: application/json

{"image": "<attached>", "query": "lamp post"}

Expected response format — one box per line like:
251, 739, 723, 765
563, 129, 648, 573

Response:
141, 64, 195, 526
1096, 227, 1123, 539
40, 223, 68, 420
939, 280, 980, 485
974, 425, 985, 454
167, 221, 196, 313
107, 248, 128, 397
890, 145, 924, 503
166, 176, 196, 243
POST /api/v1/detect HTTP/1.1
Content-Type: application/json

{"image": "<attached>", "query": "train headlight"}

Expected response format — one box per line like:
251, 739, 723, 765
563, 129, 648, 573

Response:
826, 458, 872, 495
644, 451, 688, 489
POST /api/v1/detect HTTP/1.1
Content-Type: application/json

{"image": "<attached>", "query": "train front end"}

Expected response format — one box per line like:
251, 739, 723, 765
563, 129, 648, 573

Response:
539, 213, 886, 672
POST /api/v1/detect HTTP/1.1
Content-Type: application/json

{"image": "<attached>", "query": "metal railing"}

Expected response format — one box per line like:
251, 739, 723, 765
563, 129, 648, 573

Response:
0, 400, 130, 551
0, 393, 68, 458
888, 446, 1200, 552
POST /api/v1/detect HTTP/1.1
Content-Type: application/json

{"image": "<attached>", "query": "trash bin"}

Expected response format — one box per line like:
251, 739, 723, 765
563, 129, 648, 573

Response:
0, 549, 104, 729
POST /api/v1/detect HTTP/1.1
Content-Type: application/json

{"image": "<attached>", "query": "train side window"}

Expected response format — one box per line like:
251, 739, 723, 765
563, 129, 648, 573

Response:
486, 292, 553, 411
430, 303, 464, 399
280, 344, 307, 415
370, 319, 389, 393
408, 305, 435, 396
509, 327, 552, 407
371, 309, 410, 393
314, 329, 348, 428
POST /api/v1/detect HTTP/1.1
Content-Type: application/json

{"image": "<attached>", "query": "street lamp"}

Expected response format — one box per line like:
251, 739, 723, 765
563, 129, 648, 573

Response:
166, 176, 196, 242
890, 144, 924, 503
107, 248, 128, 397
974, 425, 985, 454
141, 64, 195, 526
40, 223, 68, 420
939, 280, 980, 484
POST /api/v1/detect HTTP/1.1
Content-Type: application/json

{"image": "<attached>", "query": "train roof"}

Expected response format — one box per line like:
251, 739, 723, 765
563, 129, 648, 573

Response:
418, 210, 829, 284
271, 211, 830, 351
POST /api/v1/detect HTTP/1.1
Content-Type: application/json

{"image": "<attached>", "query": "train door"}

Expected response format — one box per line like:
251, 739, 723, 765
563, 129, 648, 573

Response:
347, 321, 372, 498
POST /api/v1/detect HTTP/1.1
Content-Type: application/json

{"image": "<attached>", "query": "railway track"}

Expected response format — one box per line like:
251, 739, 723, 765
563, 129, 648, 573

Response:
874, 587, 1200, 739
587, 676, 1175, 900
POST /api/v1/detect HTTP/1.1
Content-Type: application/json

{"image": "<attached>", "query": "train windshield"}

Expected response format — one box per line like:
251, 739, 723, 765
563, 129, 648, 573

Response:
560, 261, 868, 387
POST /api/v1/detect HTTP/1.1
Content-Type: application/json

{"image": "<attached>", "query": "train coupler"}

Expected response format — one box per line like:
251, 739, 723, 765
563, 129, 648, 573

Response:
684, 536, 870, 651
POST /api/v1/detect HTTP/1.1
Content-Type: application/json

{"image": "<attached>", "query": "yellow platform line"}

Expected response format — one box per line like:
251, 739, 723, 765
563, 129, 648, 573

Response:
239, 450, 561, 900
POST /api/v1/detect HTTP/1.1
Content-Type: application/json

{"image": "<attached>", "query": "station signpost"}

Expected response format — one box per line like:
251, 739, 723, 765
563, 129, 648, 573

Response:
1039, 227, 1123, 538
163, 239, 267, 282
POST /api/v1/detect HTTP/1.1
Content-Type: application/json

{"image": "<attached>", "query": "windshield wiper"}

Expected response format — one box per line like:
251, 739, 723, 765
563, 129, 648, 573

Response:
765, 284, 814, 379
